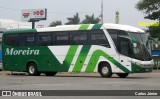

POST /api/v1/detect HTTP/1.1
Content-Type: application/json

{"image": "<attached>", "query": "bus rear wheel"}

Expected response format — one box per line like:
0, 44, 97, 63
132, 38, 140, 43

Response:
99, 63, 112, 78
117, 73, 129, 78
27, 63, 40, 76
45, 72, 57, 76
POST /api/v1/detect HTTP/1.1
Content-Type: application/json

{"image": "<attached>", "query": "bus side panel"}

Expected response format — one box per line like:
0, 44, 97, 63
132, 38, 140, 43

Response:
3, 47, 23, 71
27, 46, 62, 72
81, 45, 118, 73
36, 46, 75, 72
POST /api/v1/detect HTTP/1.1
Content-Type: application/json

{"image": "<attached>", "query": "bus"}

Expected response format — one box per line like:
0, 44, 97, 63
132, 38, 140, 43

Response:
2, 23, 155, 78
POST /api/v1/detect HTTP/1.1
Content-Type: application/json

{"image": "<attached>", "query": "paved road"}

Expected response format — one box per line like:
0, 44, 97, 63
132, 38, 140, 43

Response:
0, 71, 160, 99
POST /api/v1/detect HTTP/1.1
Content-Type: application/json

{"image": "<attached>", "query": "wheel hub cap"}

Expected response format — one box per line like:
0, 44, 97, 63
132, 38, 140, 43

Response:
29, 66, 35, 74
102, 67, 108, 74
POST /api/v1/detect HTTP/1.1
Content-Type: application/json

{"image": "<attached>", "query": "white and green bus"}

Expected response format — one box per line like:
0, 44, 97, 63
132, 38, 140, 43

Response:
2, 23, 154, 78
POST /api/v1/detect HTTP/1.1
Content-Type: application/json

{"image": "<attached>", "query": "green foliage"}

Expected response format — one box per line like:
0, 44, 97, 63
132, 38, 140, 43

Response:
82, 14, 100, 24
65, 13, 80, 25
49, 20, 62, 27
49, 13, 100, 26
149, 26, 160, 40
136, 0, 160, 21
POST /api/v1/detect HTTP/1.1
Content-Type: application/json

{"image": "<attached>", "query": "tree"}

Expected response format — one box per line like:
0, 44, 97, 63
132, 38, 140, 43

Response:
136, 0, 160, 39
136, 0, 160, 22
49, 20, 62, 27
65, 13, 80, 25
82, 14, 100, 24
149, 25, 160, 40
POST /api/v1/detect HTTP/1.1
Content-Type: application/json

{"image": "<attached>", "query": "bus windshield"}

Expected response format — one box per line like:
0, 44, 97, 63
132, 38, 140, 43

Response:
128, 32, 152, 61
128, 32, 148, 47
132, 42, 151, 61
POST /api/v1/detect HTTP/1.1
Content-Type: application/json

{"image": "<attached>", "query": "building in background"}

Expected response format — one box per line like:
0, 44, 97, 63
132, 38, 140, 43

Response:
0, 18, 32, 29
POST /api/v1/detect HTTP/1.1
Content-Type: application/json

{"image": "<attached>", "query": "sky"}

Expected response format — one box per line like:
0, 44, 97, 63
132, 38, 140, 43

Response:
0, 0, 156, 29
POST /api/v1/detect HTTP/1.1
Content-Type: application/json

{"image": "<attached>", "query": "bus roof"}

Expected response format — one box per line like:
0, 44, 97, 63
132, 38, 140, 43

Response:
3, 29, 36, 34
3, 23, 145, 34
103, 23, 145, 33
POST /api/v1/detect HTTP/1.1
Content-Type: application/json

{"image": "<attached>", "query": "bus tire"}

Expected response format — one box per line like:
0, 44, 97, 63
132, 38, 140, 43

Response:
45, 72, 57, 76
27, 63, 40, 76
99, 63, 112, 78
117, 73, 129, 78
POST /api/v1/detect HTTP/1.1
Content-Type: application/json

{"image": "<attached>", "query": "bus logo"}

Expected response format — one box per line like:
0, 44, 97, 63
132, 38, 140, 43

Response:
5, 48, 40, 55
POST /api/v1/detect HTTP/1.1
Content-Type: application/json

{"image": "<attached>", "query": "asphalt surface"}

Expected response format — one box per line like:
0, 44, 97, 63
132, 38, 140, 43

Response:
0, 70, 160, 99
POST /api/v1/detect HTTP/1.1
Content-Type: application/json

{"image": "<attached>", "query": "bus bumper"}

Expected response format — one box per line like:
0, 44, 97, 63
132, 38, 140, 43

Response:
131, 63, 153, 73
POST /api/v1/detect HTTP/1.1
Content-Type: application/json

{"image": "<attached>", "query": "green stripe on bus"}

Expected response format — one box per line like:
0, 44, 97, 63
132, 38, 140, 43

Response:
85, 50, 131, 73
63, 45, 78, 71
3, 29, 37, 34
91, 24, 102, 30
73, 45, 91, 72
79, 24, 90, 30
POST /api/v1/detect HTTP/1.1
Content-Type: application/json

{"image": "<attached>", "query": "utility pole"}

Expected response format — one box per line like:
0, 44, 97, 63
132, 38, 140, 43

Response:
101, 0, 103, 24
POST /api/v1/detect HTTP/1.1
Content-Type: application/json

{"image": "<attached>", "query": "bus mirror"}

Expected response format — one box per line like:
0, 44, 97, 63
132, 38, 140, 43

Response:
155, 44, 158, 48
133, 43, 137, 48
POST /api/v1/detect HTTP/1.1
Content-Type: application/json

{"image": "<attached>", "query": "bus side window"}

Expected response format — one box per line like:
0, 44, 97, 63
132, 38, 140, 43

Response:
51, 33, 56, 45
119, 39, 131, 57
37, 33, 51, 46
70, 31, 88, 45
90, 30, 110, 47
56, 32, 69, 45
4, 34, 20, 46
21, 34, 35, 46
107, 29, 118, 47
118, 30, 127, 35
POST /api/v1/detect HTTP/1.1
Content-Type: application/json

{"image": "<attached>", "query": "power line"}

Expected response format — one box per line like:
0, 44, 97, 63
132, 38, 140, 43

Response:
0, 6, 20, 11
0, 6, 100, 15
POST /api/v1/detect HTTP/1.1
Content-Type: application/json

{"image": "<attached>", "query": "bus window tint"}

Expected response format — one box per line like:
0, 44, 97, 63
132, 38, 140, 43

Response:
71, 32, 87, 45
119, 39, 131, 57
107, 29, 127, 49
5, 34, 19, 46
21, 34, 35, 46
128, 32, 142, 42
90, 30, 110, 47
37, 33, 51, 46
56, 33, 69, 45
107, 29, 118, 46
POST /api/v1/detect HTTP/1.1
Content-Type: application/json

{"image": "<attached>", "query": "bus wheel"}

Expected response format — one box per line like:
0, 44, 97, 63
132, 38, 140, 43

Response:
99, 63, 112, 78
45, 72, 57, 76
27, 63, 40, 76
117, 73, 129, 78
